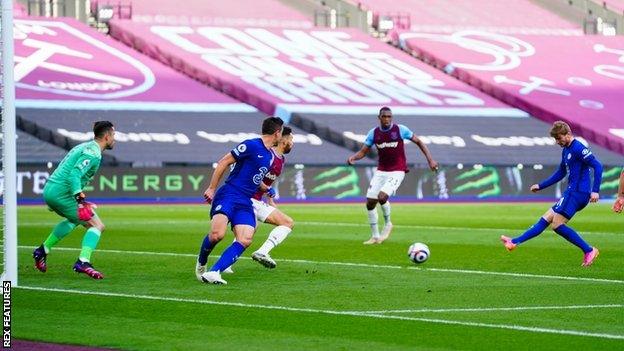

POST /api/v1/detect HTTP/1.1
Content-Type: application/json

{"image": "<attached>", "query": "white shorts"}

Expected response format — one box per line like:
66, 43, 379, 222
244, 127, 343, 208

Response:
251, 198, 276, 223
366, 170, 406, 199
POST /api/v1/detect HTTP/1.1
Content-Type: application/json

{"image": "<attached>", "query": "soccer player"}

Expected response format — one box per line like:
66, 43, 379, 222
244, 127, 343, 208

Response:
347, 106, 438, 244
32, 121, 116, 279
250, 126, 295, 269
613, 168, 624, 213
195, 117, 283, 285
501, 121, 602, 266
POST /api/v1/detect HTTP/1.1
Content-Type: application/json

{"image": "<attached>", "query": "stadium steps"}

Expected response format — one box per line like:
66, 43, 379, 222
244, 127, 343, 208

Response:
289, 112, 378, 160
16, 114, 123, 165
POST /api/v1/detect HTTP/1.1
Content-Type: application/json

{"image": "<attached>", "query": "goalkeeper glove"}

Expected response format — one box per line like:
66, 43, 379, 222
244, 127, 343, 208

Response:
75, 192, 96, 221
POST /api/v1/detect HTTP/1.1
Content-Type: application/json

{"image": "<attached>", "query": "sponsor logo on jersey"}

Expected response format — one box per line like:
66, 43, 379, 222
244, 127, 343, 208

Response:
79, 159, 90, 169
376, 141, 399, 149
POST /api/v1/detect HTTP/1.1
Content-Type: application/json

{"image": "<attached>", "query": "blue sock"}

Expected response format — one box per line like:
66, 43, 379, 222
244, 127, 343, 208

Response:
554, 225, 593, 253
512, 218, 549, 244
210, 241, 245, 272
197, 235, 217, 265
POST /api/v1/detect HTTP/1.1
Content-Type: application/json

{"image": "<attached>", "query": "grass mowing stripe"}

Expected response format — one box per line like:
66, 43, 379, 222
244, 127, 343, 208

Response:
17, 246, 624, 284
351, 304, 624, 314
17, 219, 620, 236
17, 285, 624, 341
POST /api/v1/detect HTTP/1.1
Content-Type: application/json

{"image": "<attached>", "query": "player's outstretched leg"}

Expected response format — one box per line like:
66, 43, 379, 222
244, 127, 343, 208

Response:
252, 211, 294, 269
501, 217, 549, 251
34, 220, 77, 272
553, 224, 598, 266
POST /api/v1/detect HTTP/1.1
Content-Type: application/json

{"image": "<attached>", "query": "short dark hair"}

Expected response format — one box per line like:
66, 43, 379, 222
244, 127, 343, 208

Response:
93, 121, 114, 139
282, 126, 292, 136
262, 117, 284, 135
379, 106, 392, 116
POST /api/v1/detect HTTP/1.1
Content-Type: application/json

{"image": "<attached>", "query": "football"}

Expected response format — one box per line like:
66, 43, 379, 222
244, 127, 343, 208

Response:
408, 242, 430, 264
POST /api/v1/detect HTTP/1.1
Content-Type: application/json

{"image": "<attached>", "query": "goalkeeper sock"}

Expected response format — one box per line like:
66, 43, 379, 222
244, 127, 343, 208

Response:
381, 202, 391, 224
512, 218, 549, 245
255, 225, 291, 255
43, 220, 77, 254
554, 225, 593, 253
198, 235, 217, 266
79, 227, 101, 262
210, 241, 245, 272
368, 209, 379, 238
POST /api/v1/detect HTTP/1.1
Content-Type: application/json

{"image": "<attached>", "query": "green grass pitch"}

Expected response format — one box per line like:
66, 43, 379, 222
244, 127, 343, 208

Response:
10, 203, 624, 350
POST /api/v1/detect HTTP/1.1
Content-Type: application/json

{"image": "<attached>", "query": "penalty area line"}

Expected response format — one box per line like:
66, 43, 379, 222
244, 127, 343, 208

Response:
17, 285, 624, 340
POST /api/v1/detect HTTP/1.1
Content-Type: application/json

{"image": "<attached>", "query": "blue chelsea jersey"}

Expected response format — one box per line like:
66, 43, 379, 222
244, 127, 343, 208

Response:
561, 139, 596, 192
225, 138, 274, 197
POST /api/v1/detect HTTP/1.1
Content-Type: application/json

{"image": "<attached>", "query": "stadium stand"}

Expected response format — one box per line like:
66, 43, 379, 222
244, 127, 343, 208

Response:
107, 22, 527, 120
13, 130, 66, 164
104, 0, 312, 28
393, 30, 624, 155
13, 17, 252, 112
17, 109, 352, 166
347, 0, 583, 35
293, 112, 624, 166
13, 0, 27, 16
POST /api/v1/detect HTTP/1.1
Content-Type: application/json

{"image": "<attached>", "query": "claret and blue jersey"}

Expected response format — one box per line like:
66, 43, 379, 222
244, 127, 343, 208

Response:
364, 124, 414, 172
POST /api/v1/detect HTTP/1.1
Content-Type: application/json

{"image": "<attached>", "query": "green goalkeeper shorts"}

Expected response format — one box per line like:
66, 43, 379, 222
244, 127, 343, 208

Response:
43, 182, 82, 224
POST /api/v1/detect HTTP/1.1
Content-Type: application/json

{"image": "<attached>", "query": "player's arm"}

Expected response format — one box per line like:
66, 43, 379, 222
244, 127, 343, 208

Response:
534, 159, 566, 192
410, 134, 438, 171
348, 128, 374, 165
580, 149, 602, 202
203, 152, 236, 203
68, 153, 99, 196
347, 145, 371, 165
68, 153, 99, 221
259, 181, 277, 199
614, 169, 624, 213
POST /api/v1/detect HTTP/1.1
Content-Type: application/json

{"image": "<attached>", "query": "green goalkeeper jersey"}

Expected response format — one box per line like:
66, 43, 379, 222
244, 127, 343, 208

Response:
46, 140, 102, 196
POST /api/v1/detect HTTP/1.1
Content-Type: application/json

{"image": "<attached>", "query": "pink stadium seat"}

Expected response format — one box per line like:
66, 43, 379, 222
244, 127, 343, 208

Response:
350, 0, 581, 34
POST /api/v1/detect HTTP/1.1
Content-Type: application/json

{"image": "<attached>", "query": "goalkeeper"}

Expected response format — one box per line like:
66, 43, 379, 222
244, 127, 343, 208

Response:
32, 121, 116, 279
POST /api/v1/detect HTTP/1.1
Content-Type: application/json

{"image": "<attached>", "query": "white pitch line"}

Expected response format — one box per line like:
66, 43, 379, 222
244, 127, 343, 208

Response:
351, 304, 624, 314
16, 285, 624, 340
16, 246, 624, 284
16, 219, 619, 236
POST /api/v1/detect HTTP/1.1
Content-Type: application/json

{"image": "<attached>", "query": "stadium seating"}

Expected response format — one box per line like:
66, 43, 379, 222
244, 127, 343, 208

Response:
120, 0, 312, 28
17, 108, 353, 166
393, 30, 624, 155
292, 112, 624, 166
107, 21, 527, 120
14, 130, 66, 164
349, 0, 582, 35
